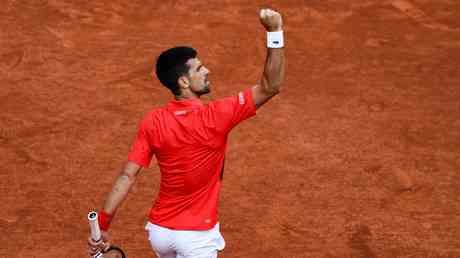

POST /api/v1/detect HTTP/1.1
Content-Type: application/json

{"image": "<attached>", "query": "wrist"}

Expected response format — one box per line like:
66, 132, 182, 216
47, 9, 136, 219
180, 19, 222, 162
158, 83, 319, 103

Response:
267, 26, 283, 32
98, 210, 114, 231
267, 30, 284, 48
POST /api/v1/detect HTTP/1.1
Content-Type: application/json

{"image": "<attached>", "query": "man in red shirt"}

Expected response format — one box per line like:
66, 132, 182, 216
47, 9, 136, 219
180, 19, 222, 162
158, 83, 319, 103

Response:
89, 8, 285, 258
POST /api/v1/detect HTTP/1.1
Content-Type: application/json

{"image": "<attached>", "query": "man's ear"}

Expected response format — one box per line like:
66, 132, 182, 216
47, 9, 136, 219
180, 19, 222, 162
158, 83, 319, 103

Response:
178, 75, 190, 90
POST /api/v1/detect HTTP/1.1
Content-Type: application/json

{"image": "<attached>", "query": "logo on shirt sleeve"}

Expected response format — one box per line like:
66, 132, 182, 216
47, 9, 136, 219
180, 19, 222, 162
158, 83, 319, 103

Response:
238, 92, 245, 105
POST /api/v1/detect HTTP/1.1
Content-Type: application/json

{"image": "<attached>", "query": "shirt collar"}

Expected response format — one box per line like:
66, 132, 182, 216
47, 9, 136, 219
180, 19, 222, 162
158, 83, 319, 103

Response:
167, 97, 204, 110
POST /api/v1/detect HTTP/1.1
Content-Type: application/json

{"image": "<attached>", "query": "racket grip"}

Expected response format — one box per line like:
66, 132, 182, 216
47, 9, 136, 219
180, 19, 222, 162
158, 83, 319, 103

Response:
88, 211, 102, 242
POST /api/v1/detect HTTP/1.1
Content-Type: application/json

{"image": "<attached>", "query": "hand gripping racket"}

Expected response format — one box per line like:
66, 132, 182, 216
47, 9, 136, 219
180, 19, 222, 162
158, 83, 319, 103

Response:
88, 211, 126, 258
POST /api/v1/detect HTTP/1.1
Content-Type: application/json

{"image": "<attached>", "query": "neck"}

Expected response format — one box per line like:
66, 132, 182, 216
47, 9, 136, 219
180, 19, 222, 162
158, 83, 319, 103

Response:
175, 89, 200, 100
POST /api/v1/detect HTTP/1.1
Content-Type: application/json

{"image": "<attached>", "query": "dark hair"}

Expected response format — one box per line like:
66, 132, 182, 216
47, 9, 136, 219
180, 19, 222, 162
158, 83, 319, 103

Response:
156, 46, 197, 96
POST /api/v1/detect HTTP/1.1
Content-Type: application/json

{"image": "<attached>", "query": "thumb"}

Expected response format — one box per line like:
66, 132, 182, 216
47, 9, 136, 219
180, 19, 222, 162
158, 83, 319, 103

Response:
260, 9, 265, 19
102, 240, 112, 252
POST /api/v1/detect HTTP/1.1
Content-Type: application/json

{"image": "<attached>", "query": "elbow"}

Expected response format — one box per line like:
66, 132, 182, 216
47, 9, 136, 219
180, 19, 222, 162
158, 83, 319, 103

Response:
264, 82, 282, 95
272, 84, 282, 94
119, 162, 141, 185
261, 76, 282, 95
120, 171, 137, 186
267, 88, 281, 96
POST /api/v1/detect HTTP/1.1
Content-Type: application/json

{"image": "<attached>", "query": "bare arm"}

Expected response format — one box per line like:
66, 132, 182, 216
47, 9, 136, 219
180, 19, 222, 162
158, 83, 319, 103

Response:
88, 161, 142, 255
252, 9, 285, 109
101, 161, 142, 214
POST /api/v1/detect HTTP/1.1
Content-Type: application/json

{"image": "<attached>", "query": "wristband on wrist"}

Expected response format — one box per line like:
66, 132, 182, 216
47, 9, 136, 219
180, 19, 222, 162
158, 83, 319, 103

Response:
267, 30, 284, 48
98, 210, 113, 231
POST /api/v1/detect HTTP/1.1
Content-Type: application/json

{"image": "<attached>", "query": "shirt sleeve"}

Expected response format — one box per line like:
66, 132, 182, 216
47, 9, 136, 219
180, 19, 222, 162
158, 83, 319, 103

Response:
127, 119, 154, 167
208, 88, 257, 134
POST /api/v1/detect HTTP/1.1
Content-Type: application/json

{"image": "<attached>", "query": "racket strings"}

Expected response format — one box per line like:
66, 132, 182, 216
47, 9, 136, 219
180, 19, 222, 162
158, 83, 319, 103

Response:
103, 246, 126, 258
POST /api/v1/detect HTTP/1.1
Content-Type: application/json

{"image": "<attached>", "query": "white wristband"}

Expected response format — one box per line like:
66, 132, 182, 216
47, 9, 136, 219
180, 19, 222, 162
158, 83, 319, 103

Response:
267, 31, 284, 48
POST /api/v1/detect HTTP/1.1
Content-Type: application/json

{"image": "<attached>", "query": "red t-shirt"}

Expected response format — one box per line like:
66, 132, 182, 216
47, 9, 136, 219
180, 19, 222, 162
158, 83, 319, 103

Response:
128, 89, 256, 230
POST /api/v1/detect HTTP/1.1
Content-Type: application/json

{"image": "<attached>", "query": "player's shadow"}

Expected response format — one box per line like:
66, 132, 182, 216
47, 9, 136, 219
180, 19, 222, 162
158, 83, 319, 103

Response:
348, 224, 378, 258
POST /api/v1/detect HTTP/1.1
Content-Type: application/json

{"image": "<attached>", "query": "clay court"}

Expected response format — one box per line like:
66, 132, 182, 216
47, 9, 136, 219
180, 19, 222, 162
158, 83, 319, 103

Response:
1, 0, 460, 257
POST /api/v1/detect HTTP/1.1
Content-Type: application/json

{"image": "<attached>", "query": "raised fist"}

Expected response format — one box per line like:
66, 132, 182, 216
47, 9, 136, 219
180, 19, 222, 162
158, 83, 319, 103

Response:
259, 8, 283, 32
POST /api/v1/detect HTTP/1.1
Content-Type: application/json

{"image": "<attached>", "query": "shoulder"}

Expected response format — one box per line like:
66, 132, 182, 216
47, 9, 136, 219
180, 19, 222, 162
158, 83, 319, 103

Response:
208, 90, 249, 108
208, 96, 234, 107
205, 97, 235, 117
209, 89, 254, 109
139, 107, 165, 128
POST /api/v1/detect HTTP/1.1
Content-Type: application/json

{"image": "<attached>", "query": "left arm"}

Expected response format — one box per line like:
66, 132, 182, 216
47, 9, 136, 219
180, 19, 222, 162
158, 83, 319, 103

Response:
252, 8, 285, 109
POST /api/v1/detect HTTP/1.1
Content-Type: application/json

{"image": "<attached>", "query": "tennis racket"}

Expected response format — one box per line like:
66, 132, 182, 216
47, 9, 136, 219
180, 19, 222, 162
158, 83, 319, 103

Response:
88, 211, 126, 258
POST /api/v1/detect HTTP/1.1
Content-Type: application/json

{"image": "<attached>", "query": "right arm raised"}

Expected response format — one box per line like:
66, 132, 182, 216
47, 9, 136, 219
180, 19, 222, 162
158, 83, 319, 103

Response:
252, 9, 285, 109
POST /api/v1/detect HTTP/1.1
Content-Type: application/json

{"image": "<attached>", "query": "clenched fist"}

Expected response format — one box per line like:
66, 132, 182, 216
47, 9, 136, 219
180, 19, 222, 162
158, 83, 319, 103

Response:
259, 9, 283, 32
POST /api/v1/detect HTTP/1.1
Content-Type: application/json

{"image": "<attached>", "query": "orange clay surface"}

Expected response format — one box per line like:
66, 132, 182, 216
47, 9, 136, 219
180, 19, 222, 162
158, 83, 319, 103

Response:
1, 1, 460, 257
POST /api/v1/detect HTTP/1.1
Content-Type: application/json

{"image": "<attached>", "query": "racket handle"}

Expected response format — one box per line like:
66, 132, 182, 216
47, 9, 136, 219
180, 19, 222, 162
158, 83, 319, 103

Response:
93, 251, 104, 258
88, 211, 102, 242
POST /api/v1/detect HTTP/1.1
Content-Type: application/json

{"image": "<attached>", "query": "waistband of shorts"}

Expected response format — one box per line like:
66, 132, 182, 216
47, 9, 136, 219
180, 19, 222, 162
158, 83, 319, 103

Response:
145, 221, 220, 232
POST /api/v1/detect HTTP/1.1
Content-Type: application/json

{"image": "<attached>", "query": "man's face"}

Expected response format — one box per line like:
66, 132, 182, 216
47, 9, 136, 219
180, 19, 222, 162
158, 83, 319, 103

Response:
185, 58, 211, 96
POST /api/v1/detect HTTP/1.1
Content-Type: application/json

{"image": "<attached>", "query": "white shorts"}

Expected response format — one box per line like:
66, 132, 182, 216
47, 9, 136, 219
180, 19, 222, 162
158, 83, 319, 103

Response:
145, 222, 226, 258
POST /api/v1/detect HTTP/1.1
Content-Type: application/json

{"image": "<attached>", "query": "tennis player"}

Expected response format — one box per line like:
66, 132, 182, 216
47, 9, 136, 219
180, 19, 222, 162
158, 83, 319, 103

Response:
88, 8, 285, 258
